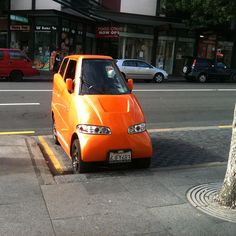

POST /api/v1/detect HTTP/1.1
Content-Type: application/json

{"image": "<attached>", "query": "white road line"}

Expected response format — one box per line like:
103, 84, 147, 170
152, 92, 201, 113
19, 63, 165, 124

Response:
0, 90, 52, 92
134, 89, 236, 92
0, 103, 40, 106
0, 89, 236, 92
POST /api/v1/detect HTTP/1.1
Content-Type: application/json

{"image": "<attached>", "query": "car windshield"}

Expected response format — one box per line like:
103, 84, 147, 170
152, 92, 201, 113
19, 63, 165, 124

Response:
81, 59, 130, 95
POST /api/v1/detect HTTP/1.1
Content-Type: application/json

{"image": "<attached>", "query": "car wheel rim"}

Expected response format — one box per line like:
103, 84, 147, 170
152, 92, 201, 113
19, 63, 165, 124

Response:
199, 75, 206, 83
155, 74, 163, 83
72, 143, 79, 172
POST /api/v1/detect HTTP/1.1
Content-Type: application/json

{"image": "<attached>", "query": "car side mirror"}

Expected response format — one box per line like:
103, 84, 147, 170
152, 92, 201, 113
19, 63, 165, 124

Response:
127, 79, 133, 91
66, 78, 73, 93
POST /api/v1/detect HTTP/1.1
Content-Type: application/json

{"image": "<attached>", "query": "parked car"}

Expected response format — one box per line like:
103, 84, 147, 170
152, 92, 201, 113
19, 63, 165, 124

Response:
116, 59, 168, 83
183, 57, 236, 83
0, 48, 39, 81
51, 55, 153, 173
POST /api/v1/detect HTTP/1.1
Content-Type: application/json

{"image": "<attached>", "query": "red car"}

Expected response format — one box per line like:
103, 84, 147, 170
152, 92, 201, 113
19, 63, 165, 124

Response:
0, 48, 39, 81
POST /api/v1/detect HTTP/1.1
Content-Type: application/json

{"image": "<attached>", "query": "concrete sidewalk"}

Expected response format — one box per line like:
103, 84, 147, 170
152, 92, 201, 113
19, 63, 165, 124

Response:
1, 135, 236, 236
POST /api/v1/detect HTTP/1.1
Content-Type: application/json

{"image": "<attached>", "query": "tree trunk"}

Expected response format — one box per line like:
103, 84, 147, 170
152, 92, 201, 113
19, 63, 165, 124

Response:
218, 104, 236, 208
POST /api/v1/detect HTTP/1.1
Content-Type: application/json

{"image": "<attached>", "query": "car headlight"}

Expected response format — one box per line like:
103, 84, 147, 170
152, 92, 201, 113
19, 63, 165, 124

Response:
77, 124, 111, 135
128, 123, 146, 134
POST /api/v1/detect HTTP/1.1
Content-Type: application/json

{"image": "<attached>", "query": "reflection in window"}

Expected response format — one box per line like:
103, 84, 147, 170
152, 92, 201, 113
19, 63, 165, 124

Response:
81, 59, 130, 95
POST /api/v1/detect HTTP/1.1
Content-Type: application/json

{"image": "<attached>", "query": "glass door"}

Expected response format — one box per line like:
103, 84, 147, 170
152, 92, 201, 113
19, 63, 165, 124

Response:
156, 39, 175, 74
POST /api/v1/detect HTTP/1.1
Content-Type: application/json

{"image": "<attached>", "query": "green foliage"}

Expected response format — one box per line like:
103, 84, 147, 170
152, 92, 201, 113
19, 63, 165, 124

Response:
164, 0, 236, 27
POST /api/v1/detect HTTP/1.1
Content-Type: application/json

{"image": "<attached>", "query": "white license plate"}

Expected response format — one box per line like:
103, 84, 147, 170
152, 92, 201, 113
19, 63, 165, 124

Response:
109, 151, 131, 163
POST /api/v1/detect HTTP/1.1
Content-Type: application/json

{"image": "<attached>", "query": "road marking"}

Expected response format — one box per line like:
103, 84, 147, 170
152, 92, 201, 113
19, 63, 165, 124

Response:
0, 103, 40, 106
148, 125, 232, 133
0, 88, 236, 92
0, 131, 35, 135
134, 89, 236, 92
38, 136, 63, 173
0, 90, 52, 92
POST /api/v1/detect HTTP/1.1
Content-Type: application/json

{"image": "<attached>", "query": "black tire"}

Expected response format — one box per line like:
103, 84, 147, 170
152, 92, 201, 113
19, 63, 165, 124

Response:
231, 73, 236, 82
10, 71, 23, 81
153, 73, 164, 83
71, 138, 88, 174
133, 158, 151, 169
52, 117, 59, 145
198, 74, 207, 83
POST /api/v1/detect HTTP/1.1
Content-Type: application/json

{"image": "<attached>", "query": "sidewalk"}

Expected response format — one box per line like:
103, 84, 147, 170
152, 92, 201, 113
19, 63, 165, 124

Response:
1, 135, 236, 236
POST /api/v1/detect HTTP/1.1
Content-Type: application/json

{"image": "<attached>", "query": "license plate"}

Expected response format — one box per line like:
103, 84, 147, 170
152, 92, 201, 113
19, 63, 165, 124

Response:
109, 150, 131, 163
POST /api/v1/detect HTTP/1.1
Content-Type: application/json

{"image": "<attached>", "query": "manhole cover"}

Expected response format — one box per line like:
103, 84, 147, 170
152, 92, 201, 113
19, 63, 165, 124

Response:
187, 183, 236, 223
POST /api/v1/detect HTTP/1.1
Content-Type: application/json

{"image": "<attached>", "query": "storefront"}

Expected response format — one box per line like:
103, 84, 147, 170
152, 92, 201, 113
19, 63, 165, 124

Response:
8, 10, 91, 71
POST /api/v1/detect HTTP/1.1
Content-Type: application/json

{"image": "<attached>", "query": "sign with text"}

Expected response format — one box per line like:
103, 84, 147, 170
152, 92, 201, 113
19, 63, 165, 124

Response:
35, 26, 57, 31
96, 26, 119, 38
10, 25, 30, 31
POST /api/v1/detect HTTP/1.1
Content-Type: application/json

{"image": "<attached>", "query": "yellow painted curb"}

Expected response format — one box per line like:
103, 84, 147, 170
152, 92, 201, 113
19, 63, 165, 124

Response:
218, 125, 232, 129
0, 131, 35, 135
38, 136, 63, 173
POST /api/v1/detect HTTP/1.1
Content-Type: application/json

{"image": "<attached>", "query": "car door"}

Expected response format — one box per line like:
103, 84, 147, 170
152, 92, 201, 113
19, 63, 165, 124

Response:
136, 60, 155, 80
52, 58, 69, 145
214, 62, 232, 80
122, 60, 138, 79
60, 59, 77, 147
8, 50, 29, 71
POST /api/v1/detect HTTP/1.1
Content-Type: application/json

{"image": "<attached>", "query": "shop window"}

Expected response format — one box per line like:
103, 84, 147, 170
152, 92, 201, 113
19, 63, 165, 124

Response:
9, 51, 26, 60
59, 58, 69, 77
0, 51, 3, 60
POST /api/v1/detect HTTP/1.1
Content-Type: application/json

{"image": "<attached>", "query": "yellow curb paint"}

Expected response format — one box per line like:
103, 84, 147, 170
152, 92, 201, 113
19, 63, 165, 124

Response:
0, 131, 35, 135
38, 136, 63, 173
218, 125, 232, 129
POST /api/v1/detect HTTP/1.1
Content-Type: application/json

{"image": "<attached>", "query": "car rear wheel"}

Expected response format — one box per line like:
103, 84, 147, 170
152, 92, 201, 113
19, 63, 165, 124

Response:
133, 158, 151, 169
71, 138, 88, 174
198, 74, 207, 83
10, 71, 23, 81
153, 73, 164, 83
52, 117, 59, 145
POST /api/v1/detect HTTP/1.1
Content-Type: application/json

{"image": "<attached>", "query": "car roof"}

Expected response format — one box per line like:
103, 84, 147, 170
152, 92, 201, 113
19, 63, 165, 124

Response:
64, 54, 113, 61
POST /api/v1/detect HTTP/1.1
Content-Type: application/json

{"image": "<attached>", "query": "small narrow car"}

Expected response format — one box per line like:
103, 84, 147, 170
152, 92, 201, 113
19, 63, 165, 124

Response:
51, 55, 153, 173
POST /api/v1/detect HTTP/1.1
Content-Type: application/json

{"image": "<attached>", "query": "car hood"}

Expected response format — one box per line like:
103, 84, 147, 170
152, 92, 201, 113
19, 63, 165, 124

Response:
77, 94, 145, 129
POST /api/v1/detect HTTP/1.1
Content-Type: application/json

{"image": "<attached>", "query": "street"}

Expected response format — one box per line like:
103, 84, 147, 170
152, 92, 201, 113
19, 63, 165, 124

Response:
1, 77, 236, 235
0, 78, 236, 134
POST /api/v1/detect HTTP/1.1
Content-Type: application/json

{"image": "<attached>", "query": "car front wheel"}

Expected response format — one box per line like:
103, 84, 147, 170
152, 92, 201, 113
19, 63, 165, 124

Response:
153, 73, 164, 83
198, 74, 207, 83
71, 139, 88, 174
231, 73, 236, 82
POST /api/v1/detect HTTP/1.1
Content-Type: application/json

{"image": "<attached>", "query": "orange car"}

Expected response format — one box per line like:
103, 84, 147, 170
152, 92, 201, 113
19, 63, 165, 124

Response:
51, 55, 152, 173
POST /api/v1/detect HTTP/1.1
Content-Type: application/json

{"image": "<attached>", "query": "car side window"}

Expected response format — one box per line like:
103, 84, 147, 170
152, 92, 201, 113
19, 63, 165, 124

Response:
216, 62, 226, 68
59, 58, 69, 77
0, 51, 3, 60
123, 60, 136, 67
9, 51, 26, 60
137, 61, 151, 68
64, 60, 77, 82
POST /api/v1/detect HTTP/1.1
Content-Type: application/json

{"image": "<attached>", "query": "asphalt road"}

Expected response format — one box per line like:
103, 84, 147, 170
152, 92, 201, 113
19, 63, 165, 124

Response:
0, 78, 236, 135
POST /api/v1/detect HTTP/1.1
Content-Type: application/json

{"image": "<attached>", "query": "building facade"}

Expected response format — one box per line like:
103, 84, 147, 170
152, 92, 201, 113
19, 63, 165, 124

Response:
1, 0, 234, 74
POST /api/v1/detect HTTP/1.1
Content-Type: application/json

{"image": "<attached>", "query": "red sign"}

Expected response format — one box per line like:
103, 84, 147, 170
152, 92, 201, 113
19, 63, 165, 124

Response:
96, 26, 119, 38
10, 25, 30, 31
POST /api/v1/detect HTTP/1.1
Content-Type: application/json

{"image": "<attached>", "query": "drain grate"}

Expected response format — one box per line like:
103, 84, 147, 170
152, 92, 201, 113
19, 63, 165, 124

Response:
187, 183, 236, 223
